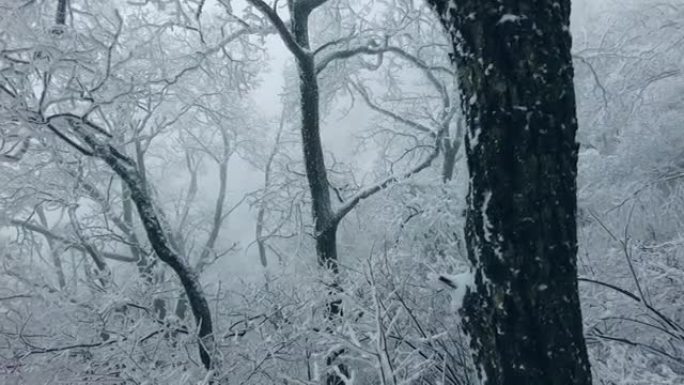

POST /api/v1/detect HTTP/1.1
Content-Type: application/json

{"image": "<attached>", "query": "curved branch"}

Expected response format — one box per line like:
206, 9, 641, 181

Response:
45, 122, 93, 156
349, 81, 435, 136
313, 31, 357, 56
246, 0, 309, 61
8, 219, 137, 263
577, 277, 641, 302
332, 145, 440, 225
572, 54, 608, 109
196, 130, 233, 273
579, 277, 684, 334
46, 114, 215, 369
317, 45, 453, 108
0, 136, 30, 162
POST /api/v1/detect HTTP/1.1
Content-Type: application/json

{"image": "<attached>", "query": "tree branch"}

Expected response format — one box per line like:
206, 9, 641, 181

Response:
246, 0, 309, 61
196, 130, 234, 272
579, 276, 684, 334
8, 219, 137, 263
332, 145, 440, 225
349, 81, 435, 136
317, 45, 452, 104
0, 137, 30, 162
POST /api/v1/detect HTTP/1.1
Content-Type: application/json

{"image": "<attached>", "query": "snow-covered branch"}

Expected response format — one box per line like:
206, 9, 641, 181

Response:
332, 144, 440, 225
8, 219, 138, 263
246, 0, 309, 61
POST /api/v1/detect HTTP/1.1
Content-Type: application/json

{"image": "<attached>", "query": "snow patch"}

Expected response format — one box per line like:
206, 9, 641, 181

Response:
468, 122, 481, 149
497, 14, 523, 24
482, 191, 493, 242
440, 270, 475, 311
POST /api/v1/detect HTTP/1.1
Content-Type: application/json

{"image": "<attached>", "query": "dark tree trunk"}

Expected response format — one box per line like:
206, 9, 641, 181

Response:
292, 8, 346, 385
122, 178, 169, 319
248, 0, 439, 381
55, 0, 67, 25
294, 28, 338, 271
289, 3, 345, 383
427, 1, 593, 385
441, 139, 458, 183
245, 0, 348, 379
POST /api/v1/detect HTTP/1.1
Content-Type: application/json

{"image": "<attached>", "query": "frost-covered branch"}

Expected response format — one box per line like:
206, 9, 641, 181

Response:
317, 45, 452, 107
43, 114, 216, 370
333, 144, 440, 225
8, 218, 138, 263
0, 136, 30, 162
246, 0, 309, 61
349, 81, 435, 136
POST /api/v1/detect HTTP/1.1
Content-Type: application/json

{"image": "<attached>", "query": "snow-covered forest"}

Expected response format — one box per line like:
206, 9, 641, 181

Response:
0, 0, 682, 384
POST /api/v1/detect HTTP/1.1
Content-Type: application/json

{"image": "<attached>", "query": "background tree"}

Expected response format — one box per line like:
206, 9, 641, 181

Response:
0, 0, 265, 377
245, 0, 446, 381
571, 0, 684, 381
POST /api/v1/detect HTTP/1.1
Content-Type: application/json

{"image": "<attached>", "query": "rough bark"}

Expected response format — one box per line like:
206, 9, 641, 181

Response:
126, 148, 169, 319
427, 1, 593, 385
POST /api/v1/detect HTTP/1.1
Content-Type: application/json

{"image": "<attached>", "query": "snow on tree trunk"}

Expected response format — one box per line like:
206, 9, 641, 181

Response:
427, 1, 593, 384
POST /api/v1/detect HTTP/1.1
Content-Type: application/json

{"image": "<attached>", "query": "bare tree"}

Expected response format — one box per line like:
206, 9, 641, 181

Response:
0, 0, 266, 372
246, 1, 443, 381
